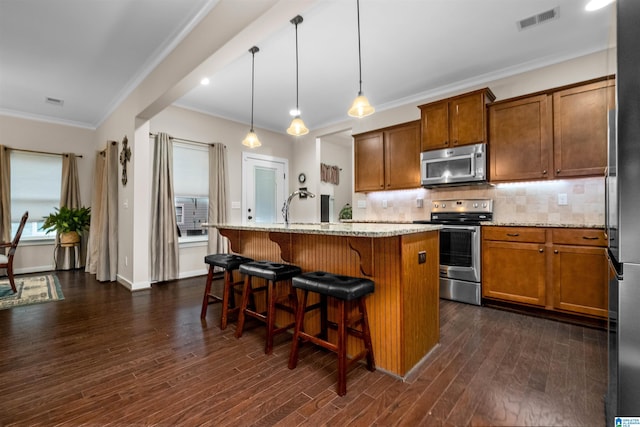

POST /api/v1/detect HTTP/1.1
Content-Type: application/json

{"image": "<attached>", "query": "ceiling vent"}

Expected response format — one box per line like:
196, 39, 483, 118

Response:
45, 97, 64, 107
517, 7, 559, 31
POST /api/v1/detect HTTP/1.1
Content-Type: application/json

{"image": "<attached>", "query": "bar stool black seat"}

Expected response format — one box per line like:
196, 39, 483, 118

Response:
288, 271, 376, 396
201, 253, 253, 329
235, 260, 302, 354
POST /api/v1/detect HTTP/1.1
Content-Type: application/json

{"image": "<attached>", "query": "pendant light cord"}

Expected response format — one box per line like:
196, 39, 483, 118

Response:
294, 20, 300, 111
356, 0, 363, 95
250, 47, 256, 131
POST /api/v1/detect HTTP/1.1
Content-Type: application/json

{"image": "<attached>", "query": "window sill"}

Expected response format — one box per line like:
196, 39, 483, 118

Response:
18, 237, 56, 246
179, 236, 208, 248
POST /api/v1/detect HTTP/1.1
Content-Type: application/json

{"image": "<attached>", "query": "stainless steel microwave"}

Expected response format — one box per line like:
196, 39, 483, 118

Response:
420, 142, 487, 187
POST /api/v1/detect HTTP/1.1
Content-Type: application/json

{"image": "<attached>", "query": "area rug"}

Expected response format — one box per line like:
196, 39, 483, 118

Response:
0, 274, 64, 310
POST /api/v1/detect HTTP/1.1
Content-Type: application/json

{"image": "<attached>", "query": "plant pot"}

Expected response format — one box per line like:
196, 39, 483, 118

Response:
60, 231, 80, 247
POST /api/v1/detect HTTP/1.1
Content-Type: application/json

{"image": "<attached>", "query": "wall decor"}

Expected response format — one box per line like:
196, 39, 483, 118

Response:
119, 135, 131, 186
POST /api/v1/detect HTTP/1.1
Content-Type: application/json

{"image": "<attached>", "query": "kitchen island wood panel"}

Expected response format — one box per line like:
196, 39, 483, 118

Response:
214, 224, 440, 377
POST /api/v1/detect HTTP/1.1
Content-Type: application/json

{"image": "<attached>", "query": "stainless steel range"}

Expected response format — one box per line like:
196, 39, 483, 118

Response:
414, 199, 493, 306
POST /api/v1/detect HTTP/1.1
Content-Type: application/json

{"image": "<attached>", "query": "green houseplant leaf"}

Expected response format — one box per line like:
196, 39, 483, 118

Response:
41, 206, 91, 235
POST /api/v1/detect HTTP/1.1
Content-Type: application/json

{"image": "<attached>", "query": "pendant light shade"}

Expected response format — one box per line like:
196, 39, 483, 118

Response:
348, 0, 375, 118
287, 15, 309, 136
242, 46, 261, 148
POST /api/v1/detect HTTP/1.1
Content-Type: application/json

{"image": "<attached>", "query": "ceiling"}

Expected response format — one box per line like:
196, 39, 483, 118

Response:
0, 0, 615, 133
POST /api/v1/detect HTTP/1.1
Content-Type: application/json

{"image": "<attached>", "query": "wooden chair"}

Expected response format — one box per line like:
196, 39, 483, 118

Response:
0, 211, 29, 293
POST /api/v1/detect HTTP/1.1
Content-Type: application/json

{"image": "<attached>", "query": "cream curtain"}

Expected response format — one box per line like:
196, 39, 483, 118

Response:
85, 141, 118, 281
150, 132, 179, 282
56, 153, 83, 269
0, 146, 10, 245
208, 143, 228, 255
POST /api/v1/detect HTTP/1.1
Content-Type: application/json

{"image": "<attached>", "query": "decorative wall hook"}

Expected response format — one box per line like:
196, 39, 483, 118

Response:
119, 135, 131, 185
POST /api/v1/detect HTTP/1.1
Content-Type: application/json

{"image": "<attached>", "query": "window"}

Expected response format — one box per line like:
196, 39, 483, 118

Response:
173, 142, 208, 240
10, 151, 62, 240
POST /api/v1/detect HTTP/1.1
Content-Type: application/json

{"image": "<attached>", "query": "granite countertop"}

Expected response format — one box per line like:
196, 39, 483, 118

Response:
483, 221, 604, 229
205, 222, 441, 237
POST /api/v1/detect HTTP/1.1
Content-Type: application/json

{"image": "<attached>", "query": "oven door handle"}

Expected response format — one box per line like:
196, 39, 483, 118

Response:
441, 226, 477, 232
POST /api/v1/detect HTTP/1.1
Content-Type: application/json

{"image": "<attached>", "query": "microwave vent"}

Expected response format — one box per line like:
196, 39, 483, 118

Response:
517, 7, 559, 31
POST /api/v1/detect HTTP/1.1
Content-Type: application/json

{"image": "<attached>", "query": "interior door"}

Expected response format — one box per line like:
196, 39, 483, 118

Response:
242, 153, 287, 224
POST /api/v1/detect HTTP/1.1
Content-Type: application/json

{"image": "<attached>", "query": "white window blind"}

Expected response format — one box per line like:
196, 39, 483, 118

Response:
10, 151, 62, 222
173, 142, 208, 197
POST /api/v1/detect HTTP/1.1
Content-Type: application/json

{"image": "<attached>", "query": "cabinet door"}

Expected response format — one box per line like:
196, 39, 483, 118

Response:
420, 101, 449, 151
450, 92, 486, 147
552, 245, 608, 318
384, 121, 421, 190
553, 79, 615, 177
354, 132, 384, 192
482, 240, 546, 306
489, 94, 552, 182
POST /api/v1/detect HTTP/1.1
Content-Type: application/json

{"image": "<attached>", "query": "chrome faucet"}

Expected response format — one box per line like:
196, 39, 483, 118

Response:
282, 189, 316, 224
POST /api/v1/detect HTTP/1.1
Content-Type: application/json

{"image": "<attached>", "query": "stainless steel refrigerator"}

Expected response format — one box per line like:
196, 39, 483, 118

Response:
606, 0, 640, 417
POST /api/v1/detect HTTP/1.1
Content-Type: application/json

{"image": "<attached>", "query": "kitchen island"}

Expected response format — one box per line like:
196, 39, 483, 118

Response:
208, 222, 440, 378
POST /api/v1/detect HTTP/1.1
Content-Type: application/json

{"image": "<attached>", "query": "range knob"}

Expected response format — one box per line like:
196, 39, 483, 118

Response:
442, 203, 446, 208
482, 202, 487, 208
433, 203, 439, 208
473, 203, 479, 208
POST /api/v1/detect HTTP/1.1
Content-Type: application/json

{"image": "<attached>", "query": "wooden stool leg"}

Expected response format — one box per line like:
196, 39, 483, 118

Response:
265, 280, 276, 355
337, 299, 348, 397
288, 289, 308, 369
200, 267, 215, 319
319, 294, 328, 340
234, 275, 252, 338
220, 269, 233, 330
359, 298, 376, 372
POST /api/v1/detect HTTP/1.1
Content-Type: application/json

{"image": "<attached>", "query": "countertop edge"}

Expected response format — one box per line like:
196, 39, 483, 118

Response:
205, 223, 441, 237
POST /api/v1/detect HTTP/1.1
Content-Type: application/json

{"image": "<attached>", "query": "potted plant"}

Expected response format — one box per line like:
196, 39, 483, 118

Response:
41, 206, 91, 246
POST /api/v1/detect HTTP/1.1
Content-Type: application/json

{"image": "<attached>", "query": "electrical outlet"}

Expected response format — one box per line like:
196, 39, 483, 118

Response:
357, 200, 366, 208
125, 256, 128, 266
416, 198, 424, 208
231, 201, 241, 209
382, 199, 388, 209
558, 193, 568, 205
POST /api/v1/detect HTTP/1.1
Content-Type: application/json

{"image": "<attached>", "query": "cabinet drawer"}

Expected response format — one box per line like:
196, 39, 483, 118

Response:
483, 226, 546, 243
551, 228, 607, 247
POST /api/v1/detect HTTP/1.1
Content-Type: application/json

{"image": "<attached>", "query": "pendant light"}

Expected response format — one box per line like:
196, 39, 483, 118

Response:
286, 15, 309, 136
348, 0, 375, 118
242, 46, 262, 148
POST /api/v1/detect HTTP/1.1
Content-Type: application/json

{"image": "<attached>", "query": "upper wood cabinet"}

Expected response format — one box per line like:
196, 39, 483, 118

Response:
354, 120, 421, 192
489, 77, 615, 183
553, 80, 615, 177
418, 88, 495, 151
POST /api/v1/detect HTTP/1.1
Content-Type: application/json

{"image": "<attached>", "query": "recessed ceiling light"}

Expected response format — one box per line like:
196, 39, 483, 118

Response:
585, 0, 615, 11
200, 77, 210, 85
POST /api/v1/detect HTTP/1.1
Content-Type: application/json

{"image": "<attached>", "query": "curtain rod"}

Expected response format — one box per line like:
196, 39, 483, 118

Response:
5, 146, 82, 158
149, 132, 225, 148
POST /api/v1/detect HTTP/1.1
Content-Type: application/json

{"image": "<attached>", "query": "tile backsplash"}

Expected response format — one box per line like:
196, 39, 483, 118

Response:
353, 177, 604, 226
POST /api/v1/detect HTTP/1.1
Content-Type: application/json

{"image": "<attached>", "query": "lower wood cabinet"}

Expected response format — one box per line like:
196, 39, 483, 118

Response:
482, 226, 607, 319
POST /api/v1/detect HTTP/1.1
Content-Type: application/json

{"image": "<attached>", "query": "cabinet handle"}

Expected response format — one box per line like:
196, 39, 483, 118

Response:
556, 169, 561, 174
542, 170, 547, 175
539, 248, 544, 253
554, 249, 559, 254
453, 140, 458, 145
582, 236, 599, 240
443, 141, 448, 145
506, 233, 520, 237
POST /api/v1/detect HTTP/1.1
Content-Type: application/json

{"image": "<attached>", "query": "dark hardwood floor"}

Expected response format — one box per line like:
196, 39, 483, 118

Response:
0, 271, 607, 426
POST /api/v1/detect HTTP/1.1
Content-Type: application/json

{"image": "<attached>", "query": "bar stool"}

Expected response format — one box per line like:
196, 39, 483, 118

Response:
288, 271, 375, 396
201, 254, 254, 329
234, 260, 302, 354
